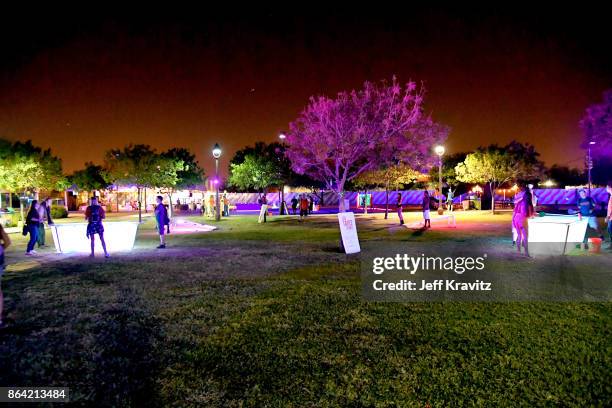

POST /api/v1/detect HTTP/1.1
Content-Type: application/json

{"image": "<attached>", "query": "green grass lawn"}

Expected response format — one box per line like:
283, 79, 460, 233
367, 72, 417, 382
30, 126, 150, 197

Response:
0, 212, 610, 406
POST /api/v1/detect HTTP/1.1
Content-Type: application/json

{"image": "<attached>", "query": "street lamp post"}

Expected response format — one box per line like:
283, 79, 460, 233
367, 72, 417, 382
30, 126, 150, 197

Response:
434, 145, 445, 215
212, 143, 222, 221
587, 141, 595, 196
278, 132, 287, 215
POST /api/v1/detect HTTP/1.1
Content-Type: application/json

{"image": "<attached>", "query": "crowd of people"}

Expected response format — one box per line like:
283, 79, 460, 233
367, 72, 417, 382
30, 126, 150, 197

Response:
13, 185, 612, 260
510, 182, 612, 257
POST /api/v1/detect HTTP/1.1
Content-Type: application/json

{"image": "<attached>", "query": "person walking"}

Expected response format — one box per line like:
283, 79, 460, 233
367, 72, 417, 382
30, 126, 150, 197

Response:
155, 196, 170, 249
37, 197, 54, 248
291, 196, 299, 215
422, 191, 431, 229
222, 193, 230, 217
512, 184, 535, 257
0, 224, 11, 329
85, 196, 109, 258
25, 200, 41, 255
299, 194, 309, 222
577, 189, 604, 249
397, 193, 404, 226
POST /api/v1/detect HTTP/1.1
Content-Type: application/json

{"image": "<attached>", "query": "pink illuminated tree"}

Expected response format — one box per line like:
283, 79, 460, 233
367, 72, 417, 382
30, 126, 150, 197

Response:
286, 77, 448, 211
580, 89, 612, 159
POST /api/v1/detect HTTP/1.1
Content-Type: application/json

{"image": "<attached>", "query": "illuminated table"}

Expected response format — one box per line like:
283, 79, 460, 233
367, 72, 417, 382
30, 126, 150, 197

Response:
528, 214, 588, 255
50, 222, 139, 254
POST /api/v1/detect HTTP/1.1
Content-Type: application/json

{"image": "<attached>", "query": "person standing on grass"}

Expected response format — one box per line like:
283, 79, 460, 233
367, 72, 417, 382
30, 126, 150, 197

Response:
422, 191, 431, 229
155, 196, 170, 249
446, 188, 454, 213
208, 194, 215, 218
605, 182, 612, 249
0, 224, 11, 330
25, 200, 41, 255
258, 194, 268, 223
37, 197, 54, 248
299, 194, 309, 222
85, 196, 109, 258
222, 193, 230, 217
397, 193, 404, 226
291, 196, 298, 215
512, 184, 535, 257
577, 189, 604, 248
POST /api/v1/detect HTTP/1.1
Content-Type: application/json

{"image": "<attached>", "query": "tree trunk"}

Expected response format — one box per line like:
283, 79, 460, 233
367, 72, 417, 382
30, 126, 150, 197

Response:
116, 186, 119, 213
144, 188, 148, 213
338, 191, 346, 212
8, 192, 13, 210
19, 193, 24, 223
138, 187, 142, 223
490, 182, 495, 214
167, 192, 173, 219
279, 185, 285, 215
384, 181, 389, 219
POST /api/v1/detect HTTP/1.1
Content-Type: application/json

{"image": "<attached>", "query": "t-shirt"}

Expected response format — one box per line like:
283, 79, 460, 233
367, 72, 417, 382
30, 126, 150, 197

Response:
291, 198, 298, 207
608, 194, 612, 218
300, 198, 309, 210
155, 204, 169, 225
85, 205, 105, 223
422, 195, 430, 210
577, 197, 595, 216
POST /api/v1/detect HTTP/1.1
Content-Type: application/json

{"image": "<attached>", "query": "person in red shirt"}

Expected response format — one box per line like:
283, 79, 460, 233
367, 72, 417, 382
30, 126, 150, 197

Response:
299, 194, 309, 222
85, 196, 109, 258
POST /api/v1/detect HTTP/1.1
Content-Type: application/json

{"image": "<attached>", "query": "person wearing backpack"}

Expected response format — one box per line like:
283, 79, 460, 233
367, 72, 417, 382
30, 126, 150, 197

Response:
85, 196, 109, 258
0, 224, 11, 329
155, 195, 170, 249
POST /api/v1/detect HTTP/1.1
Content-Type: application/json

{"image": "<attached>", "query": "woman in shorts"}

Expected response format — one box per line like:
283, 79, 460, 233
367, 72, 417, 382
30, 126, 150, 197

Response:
512, 184, 535, 257
422, 191, 431, 229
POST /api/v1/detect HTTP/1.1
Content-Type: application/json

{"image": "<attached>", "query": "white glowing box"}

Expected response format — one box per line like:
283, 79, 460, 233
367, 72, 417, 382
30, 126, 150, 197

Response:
50, 222, 139, 253
528, 214, 588, 255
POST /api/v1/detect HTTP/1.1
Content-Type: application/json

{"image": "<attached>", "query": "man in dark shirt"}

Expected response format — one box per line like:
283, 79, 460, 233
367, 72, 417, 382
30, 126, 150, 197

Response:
577, 189, 604, 244
291, 197, 299, 215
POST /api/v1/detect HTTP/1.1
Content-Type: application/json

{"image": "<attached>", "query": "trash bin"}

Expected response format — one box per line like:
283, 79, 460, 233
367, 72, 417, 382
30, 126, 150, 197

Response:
588, 237, 602, 253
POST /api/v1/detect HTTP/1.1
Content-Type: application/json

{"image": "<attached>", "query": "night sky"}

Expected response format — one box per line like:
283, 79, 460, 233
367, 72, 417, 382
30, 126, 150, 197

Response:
1, 5, 611, 177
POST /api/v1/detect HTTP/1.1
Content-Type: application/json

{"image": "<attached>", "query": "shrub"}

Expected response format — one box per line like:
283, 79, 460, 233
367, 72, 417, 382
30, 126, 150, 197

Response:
50, 205, 68, 219
1, 212, 21, 228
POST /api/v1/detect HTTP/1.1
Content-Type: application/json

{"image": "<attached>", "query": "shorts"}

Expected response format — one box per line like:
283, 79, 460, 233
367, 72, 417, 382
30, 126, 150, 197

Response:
157, 223, 166, 235
86, 222, 104, 237
300, 209, 308, 217
586, 216, 598, 229
423, 210, 430, 220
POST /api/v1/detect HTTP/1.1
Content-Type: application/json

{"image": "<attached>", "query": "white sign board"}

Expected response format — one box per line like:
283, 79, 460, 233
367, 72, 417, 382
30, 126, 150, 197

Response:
338, 212, 361, 254
50, 222, 139, 253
